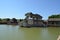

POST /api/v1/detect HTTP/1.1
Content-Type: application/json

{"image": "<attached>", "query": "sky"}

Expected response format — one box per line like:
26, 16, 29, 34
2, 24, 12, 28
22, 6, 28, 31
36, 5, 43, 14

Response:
0, 0, 60, 19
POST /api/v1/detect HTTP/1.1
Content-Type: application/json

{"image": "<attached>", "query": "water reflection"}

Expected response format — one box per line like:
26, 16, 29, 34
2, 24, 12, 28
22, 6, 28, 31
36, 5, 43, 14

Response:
19, 28, 40, 40
18, 27, 60, 40
0, 25, 60, 40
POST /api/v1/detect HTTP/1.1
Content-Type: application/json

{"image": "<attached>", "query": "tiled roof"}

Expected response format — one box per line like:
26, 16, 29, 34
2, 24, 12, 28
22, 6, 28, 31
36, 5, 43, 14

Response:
48, 18, 60, 21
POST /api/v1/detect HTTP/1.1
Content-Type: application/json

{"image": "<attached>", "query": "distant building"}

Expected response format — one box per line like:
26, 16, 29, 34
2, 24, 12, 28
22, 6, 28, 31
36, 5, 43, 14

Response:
19, 12, 45, 27
48, 18, 60, 27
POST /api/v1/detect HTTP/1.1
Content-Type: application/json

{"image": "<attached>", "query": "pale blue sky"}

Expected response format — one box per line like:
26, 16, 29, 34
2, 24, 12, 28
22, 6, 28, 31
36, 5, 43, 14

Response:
0, 0, 60, 19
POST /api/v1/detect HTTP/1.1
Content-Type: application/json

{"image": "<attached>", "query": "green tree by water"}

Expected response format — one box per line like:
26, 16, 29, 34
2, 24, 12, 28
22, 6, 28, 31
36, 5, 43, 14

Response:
12, 18, 17, 23
0, 18, 2, 21
6, 18, 10, 21
49, 14, 60, 18
19, 19, 23, 22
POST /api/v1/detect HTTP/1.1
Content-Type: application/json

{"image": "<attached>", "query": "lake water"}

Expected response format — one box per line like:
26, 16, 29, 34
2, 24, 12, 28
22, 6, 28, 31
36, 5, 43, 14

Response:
0, 25, 60, 40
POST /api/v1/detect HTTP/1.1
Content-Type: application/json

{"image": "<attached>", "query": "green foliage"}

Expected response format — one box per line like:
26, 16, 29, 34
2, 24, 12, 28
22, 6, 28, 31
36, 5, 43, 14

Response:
49, 14, 60, 18
0, 18, 2, 21
19, 19, 23, 21
6, 18, 10, 21
12, 18, 17, 22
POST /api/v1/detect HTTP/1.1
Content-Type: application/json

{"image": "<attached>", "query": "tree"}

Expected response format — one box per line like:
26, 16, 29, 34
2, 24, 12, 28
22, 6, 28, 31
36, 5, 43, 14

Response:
19, 19, 23, 22
0, 18, 2, 21
48, 14, 60, 18
12, 18, 17, 23
6, 18, 10, 21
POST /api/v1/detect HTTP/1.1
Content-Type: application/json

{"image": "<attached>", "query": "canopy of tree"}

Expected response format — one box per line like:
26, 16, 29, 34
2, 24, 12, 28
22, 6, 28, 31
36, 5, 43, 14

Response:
48, 14, 60, 18
12, 18, 17, 22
